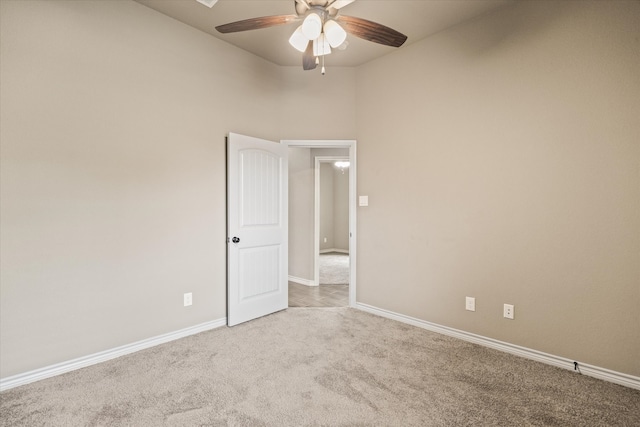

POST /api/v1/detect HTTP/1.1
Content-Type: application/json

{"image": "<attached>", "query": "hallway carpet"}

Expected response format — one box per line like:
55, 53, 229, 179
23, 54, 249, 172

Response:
319, 252, 349, 285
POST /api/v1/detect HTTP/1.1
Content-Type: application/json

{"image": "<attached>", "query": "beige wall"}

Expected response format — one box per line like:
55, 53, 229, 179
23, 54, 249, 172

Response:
0, 2, 358, 378
356, 0, 640, 376
332, 166, 349, 251
280, 67, 357, 141
0, 0, 283, 378
288, 148, 314, 280
320, 163, 349, 252
320, 163, 335, 251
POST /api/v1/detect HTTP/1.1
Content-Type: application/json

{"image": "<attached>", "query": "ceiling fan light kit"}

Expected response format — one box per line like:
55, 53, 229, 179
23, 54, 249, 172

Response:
214, 0, 407, 74
313, 33, 332, 57
289, 26, 309, 53
323, 19, 347, 48
301, 12, 323, 40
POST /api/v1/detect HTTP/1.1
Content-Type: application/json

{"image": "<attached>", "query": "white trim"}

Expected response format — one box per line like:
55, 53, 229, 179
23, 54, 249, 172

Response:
288, 275, 317, 287
283, 140, 357, 308
319, 248, 349, 254
0, 318, 227, 392
356, 303, 640, 390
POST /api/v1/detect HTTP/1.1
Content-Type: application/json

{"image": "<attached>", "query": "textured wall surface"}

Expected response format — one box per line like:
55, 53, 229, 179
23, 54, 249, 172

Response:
0, 0, 283, 377
356, 0, 640, 375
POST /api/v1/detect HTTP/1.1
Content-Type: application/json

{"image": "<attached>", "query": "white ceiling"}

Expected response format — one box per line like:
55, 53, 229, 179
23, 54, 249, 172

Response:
135, 0, 513, 68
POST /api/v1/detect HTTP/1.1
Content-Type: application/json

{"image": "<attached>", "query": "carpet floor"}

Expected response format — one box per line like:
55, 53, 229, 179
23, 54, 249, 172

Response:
319, 253, 349, 285
1, 308, 639, 426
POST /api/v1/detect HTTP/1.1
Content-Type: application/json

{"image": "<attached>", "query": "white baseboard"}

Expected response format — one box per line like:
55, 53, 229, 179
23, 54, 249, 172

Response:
0, 317, 227, 392
319, 248, 349, 254
288, 275, 317, 286
356, 303, 640, 390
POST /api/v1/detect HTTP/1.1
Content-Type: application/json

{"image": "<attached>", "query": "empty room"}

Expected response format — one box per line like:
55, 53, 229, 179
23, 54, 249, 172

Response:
1, 0, 639, 425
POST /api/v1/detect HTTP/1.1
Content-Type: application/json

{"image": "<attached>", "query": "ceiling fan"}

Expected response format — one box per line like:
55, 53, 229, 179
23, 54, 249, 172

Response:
215, 0, 407, 73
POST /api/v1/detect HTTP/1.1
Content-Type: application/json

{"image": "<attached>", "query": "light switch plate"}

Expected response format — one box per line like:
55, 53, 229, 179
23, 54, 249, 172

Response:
359, 196, 369, 206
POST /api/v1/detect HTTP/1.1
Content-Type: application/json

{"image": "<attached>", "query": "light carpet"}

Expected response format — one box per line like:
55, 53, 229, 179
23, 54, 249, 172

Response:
1, 308, 639, 426
319, 252, 349, 285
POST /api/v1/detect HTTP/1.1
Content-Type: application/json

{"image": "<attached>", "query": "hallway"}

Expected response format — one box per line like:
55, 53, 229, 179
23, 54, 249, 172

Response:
288, 282, 348, 307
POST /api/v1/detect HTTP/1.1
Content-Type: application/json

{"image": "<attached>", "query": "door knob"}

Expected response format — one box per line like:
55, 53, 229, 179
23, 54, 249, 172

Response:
232, 237, 240, 243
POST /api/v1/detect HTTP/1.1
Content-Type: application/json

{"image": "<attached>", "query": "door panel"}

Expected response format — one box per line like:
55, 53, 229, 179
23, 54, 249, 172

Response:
239, 245, 280, 300
227, 133, 288, 326
240, 149, 280, 226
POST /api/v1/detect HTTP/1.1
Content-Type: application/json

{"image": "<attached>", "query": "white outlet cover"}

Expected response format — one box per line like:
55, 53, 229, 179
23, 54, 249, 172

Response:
359, 196, 369, 206
465, 297, 475, 312
184, 292, 193, 307
504, 304, 514, 319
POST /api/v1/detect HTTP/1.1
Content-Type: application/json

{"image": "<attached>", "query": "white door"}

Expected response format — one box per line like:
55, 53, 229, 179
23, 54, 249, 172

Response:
227, 133, 288, 326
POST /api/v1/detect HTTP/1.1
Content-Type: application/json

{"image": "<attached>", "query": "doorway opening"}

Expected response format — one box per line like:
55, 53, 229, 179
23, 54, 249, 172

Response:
316, 156, 349, 305
283, 140, 356, 308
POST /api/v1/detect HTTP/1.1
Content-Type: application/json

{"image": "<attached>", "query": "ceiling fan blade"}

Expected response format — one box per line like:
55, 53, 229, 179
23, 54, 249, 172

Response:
216, 15, 298, 33
303, 41, 317, 71
328, 0, 356, 10
295, 0, 310, 8
327, 0, 355, 17
295, 0, 310, 15
336, 15, 407, 48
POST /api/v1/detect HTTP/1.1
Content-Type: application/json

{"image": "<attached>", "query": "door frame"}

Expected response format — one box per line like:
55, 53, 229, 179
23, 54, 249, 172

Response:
282, 139, 357, 307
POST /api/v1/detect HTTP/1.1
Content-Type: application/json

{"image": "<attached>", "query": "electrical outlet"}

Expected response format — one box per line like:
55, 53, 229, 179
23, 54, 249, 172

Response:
184, 292, 193, 307
323, 237, 327, 243
503, 304, 514, 319
465, 297, 476, 312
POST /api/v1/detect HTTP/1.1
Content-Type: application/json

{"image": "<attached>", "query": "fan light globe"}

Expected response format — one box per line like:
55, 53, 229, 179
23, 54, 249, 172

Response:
313, 33, 332, 57
301, 12, 322, 40
323, 20, 347, 48
289, 26, 308, 53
